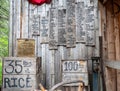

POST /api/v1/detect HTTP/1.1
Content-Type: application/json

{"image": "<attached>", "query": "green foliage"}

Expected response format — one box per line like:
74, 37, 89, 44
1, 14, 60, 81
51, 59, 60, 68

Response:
0, 0, 9, 86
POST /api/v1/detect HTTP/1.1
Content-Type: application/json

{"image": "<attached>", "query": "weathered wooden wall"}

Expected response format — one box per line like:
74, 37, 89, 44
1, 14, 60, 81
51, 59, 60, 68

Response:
99, 0, 120, 91
9, 0, 99, 90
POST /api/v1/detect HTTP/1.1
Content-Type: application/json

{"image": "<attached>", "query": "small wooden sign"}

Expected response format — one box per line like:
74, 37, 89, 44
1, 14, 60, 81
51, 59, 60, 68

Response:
58, 9, 66, 46
30, 15, 40, 36
2, 57, 37, 91
66, 0, 76, 47
49, 8, 58, 50
62, 60, 88, 86
75, 2, 86, 43
85, 2, 95, 46
17, 39, 35, 57
40, 16, 49, 43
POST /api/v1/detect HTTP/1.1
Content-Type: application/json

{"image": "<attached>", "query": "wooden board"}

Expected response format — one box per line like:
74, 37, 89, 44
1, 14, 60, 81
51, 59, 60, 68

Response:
17, 39, 35, 57
49, 8, 58, 50
66, 0, 76, 47
30, 15, 40, 36
58, 9, 66, 46
75, 2, 86, 43
62, 60, 88, 86
3, 57, 37, 91
40, 16, 49, 43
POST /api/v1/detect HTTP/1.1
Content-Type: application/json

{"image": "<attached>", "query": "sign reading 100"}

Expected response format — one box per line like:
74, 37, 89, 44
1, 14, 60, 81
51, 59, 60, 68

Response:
63, 61, 83, 72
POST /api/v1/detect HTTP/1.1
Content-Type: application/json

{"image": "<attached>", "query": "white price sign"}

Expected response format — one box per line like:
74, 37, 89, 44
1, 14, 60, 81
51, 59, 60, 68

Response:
62, 60, 88, 86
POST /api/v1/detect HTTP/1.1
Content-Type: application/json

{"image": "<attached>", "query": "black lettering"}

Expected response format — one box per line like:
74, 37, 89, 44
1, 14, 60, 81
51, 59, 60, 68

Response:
11, 78, 17, 87
18, 78, 25, 88
5, 60, 14, 74
4, 78, 11, 88
68, 62, 72, 71
26, 76, 32, 88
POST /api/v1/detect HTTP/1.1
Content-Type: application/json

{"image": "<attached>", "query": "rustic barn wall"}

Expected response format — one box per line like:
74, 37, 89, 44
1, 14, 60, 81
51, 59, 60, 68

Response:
99, 0, 120, 91
9, 0, 99, 90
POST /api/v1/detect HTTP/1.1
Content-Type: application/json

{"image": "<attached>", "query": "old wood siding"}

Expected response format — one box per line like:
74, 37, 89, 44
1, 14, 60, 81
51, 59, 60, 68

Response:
99, 0, 120, 91
9, 0, 99, 90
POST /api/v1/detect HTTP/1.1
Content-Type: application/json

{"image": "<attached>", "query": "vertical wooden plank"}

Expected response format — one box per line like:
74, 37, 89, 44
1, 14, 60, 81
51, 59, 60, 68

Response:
9, 0, 13, 56
105, 2, 116, 91
49, 50, 55, 88
58, 9, 66, 46
45, 44, 51, 89
21, 0, 29, 38
94, 0, 99, 56
15, 0, 21, 39
66, 0, 76, 47
49, 7, 58, 49
114, 16, 120, 91
75, 1, 86, 43
13, 0, 17, 56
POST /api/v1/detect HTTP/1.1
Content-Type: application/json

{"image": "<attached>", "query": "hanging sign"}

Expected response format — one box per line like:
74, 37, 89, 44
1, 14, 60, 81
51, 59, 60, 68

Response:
17, 39, 35, 57
30, 15, 40, 36
40, 17, 49, 43
58, 9, 66, 46
49, 8, 58, 49
75, 2, 86, 43
66, 0, 76, 47
85, 2, 95, 46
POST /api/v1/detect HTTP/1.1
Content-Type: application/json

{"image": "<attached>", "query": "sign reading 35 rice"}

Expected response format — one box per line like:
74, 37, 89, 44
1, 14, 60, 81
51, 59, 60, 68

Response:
2, 57, 36, 91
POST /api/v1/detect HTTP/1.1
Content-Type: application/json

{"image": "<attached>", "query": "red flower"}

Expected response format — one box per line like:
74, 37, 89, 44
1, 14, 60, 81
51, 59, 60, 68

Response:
28, 0, 52, 5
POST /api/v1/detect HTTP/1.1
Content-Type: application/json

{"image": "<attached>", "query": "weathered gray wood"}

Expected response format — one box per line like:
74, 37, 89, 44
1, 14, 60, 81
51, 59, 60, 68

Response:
21, 0, 29, 38
58, 9, 66, 46
40, 16, 49, 43
49, 8, 58, 49
66, 0, 76, 47
75, 1, 86, 43
9, 0, 13, 56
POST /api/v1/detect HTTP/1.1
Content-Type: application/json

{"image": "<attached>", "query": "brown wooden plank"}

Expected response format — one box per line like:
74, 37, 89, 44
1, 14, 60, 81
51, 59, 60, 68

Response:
114, 15, 120, 91
105, 2, 117, 91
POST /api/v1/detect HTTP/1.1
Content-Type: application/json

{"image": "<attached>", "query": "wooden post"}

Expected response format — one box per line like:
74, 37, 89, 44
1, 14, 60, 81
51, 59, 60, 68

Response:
105, 1, 117, 91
